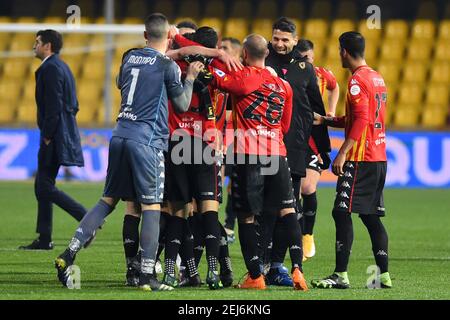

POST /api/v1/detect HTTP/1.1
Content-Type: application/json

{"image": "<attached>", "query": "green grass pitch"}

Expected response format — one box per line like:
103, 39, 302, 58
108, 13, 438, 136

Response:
0, 181, 449, 300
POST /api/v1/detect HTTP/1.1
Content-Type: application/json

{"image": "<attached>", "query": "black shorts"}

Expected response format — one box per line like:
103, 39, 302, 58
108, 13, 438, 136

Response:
286, 149, 307, 178
333, 161, 386, 216
305, 148, 323, 173
166, 136, 222, 204
103, 137, 165, 205
231, 155, 295, 218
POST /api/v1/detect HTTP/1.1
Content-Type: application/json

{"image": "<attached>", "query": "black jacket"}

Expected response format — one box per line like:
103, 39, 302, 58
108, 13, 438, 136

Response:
35, 54, 84, 167
266, 44, 331, 172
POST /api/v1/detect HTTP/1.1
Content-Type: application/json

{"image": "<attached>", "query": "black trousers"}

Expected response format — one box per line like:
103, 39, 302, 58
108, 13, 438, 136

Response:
34, 141, 86, 236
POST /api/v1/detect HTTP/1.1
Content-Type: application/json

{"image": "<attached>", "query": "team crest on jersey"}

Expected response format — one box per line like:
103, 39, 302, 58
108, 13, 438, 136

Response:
214, 68, 226, 77
350, 84, 361, 95
299, 62, 306, 69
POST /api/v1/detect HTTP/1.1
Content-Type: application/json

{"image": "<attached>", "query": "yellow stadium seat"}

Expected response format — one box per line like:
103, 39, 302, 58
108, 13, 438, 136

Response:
77, 79, 102, 102
304, 19, 329, 41
393, 106, 420, 127
22, 83, 35, 101
384, 20, 409, 40
405, 40, 433, 61
330, 19, 355, 39
364, 42, 378, 64
358, 20, 382, 41
80, 57, 105, 80
434, 41, 450, 61
0, 81, 22, 101
153, 0, 175, 19
9, 33, 36, 51
438, 20, 450, 40
223, 18, 249, 41
401, 63, 427, 84
325, 44, 340, 60
310, 0, 331, 19
379, 40, 405, 61
411, 19, 436, 40
2, 59, 29, 80
121, 17, 142, 25
178, 0, 200, 20
430, 62, 450, 84
397, 84, 423, 106
62, 55, 85, 78
256, 0, 279, 19
0, 16, 12, 23
0, 96, 17, 123
376, 62, 401, 84
336, 0, 357, 19
282, 1, 305, 19
229, 0, 252, 18
251, 19, 274, 41
424, 84, 449, 106
115, 34, 144, 52
421, 106, 448, 128
42, 16, 65, 24
15, 17, 38, 24
198, 18, 223, 34
17, 100, 37, 124
323, 60, 348, 84
204, 0, 225, 18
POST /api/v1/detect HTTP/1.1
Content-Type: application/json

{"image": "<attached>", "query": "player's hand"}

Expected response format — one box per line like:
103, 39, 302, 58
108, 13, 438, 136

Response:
332, 151, 346, 176
168, 25, 179, 39
186, 61, 205, 80
44, 138, 51, 145
218, 49, 243, 72
313, 112, 324, 125
326, 111, 335, 117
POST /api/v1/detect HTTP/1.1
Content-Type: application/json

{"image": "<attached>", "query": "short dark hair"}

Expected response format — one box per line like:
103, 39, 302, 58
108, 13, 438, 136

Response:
193, 26, 218, 48
243, 34, 268, 60
144, 13, 169, 40
297, 39, 314, 52
176, 20, 198, 31
222, 37, 241, 47
339, 31, 365, 58
36, 29, 63, 54
272, 17, 296, 35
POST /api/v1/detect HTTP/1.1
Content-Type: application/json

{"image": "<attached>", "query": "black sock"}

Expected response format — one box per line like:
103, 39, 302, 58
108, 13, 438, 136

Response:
279, 213, 303, 272
292, 174, 304, 231
164, 215, 184, 276
202, 211, 221, 272
219, 223, 232, 273
189, 212, 204, 267
122, 215, 140, 264
179, 219, 198, 277
156, 211, 170, 262
271, 216, 288, 265
332, 210, 354, 273
302, 192, 317, 235
238, 222, 261, 279
360, 215, 389, 273
260, 212, 276, 266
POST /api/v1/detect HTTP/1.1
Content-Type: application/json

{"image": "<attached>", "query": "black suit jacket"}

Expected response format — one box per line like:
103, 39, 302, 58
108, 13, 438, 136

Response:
35, 54, 84, 167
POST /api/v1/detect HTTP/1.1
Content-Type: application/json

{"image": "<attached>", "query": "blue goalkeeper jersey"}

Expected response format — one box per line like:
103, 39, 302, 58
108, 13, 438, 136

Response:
113, 47, 184, 151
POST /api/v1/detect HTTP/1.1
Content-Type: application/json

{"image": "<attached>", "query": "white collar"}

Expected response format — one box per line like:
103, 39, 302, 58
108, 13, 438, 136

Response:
40, 54, 54, 66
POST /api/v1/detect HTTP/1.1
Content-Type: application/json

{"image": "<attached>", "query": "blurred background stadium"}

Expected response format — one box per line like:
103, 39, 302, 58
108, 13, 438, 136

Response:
0, 0, 449, 300
0, 0, 448, 187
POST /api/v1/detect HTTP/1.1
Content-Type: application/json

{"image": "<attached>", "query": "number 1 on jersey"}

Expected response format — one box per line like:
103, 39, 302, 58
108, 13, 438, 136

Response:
127, 68, 140, 106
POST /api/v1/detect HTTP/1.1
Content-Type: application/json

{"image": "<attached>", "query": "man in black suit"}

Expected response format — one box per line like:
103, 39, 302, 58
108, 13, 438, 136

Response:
20, 30, 87, 250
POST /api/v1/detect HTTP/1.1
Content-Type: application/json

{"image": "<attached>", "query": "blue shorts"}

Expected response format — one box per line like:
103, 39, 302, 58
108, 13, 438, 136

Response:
103, 136, 165, 204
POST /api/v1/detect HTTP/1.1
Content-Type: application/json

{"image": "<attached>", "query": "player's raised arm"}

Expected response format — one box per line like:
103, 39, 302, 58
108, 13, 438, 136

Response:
166, 60, 203, 113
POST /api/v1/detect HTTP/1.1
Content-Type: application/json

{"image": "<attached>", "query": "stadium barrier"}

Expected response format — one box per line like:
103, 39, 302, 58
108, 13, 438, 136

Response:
0, 128, 449, 188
